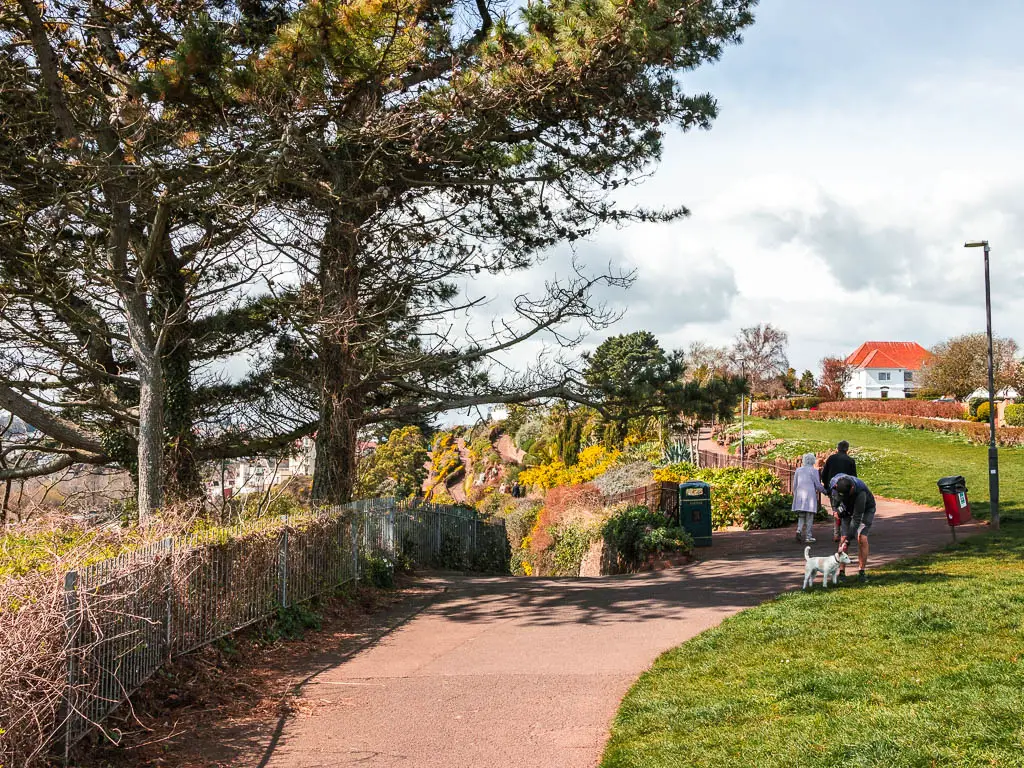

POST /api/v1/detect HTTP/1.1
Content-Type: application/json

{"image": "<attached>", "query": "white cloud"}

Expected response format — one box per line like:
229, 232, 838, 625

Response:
447, 4, 1024, 384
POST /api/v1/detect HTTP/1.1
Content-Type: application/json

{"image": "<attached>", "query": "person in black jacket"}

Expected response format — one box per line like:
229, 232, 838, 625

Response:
830, 475, 876, 582
820, 441, 857, 542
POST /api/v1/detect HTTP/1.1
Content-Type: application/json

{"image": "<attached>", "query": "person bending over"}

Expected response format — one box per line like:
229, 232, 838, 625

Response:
830, 475, 875, 583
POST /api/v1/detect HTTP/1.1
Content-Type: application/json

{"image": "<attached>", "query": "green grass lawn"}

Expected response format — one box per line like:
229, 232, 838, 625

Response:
601, 524, 1024, 768
742, 417, 1024, 522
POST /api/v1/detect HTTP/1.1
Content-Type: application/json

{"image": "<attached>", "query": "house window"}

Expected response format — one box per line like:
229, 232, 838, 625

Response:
904, 371, 913, 381
878, 372, 891, 381
880, 388, 889, 399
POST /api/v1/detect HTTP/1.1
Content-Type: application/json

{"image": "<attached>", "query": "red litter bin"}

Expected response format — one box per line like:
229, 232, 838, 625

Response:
937, 476, 971, 536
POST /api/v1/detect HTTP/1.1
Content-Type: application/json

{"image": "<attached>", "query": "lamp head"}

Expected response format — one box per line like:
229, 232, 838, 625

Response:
964, 240, 989, 248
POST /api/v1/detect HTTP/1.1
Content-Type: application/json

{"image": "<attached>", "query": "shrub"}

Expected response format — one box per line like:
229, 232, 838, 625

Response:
819, 399, 966, 419
1005, 403, 1024, 427
663, 439, 692, 464
620, 440, 664, 464
360, 554, 395, 588
549, 520, 599, 576
601, 506, 693, 571
502, 500, 541, 575
264, 602, 323, 643
591, 460, 654, 495
427, 431, 464, 498
976, 401, 991, 423
518, 445, 621, 490
653, 464, 790, 530
504, 500, 541, 550
0, 527, 137, 579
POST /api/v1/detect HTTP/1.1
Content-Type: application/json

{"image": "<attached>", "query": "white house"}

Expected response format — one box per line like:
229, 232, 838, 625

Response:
843, 341, 932, 399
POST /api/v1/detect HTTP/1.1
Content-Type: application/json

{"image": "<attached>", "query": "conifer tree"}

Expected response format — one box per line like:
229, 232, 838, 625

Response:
247, 0, 756, 502
0, 0, 288, 515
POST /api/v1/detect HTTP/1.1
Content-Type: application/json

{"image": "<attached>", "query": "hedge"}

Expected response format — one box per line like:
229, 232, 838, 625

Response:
752, 397, 822, 414
751, 399, 790, 415
819, 399, 966, 419
1006, 403, 1024, 427
789, 396, 822, 410
770, 410, 1024, 446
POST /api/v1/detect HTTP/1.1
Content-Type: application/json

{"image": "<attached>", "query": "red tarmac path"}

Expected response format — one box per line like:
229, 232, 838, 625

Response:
255, 500, 982, 768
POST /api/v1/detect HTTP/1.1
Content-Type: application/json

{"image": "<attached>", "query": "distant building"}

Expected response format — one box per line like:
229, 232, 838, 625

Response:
844, 341, 932, 399
205, 435, 379, 500
206, 436, 317, 500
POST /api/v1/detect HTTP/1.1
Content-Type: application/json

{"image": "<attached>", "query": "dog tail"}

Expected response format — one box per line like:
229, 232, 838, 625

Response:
804, 545, 811, 561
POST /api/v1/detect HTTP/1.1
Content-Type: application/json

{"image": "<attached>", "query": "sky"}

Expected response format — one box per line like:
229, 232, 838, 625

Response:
461, 0, 1024, 386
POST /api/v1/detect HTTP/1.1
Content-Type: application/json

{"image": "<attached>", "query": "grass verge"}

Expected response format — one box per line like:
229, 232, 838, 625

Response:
601, 524, 1024, 768
745, 417, 1024, 521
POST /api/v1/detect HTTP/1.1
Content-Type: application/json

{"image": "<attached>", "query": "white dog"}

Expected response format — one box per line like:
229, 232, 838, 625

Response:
802, 546, 852, 590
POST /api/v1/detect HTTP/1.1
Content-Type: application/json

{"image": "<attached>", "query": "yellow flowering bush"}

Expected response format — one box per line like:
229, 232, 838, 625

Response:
519, 445, 621, 490
426, 431, 463, 498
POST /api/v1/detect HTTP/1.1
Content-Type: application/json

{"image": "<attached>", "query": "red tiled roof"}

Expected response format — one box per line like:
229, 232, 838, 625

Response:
846, 341, 932, 370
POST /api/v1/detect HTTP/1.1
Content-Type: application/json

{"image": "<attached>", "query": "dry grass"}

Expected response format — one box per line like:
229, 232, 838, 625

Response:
0, 572, 74, 766
0, 503, 340, 767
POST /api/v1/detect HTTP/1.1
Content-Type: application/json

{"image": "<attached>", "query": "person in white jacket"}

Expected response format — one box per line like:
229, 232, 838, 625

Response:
792, 453, 826, 543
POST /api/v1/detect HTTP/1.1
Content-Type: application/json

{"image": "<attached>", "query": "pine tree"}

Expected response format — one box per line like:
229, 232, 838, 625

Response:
247, 0, 756, 503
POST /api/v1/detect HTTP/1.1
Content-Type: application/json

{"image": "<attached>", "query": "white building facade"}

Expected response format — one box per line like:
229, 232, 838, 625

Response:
205, 436, 317, 500
842, 342, 931, 400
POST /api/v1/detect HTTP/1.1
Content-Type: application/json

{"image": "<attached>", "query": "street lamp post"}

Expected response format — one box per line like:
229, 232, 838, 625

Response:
737, 359, 747, 468
965, 240, 999, 530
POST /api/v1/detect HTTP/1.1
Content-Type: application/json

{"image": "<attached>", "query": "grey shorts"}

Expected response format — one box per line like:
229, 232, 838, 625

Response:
841, 507, 875, 538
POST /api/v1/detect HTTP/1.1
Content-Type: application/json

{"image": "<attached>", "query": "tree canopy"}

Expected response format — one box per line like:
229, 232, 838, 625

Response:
798, 369, 817, 394
921, 334, 1022, 399
818, 357, 852, 400
355, 426, 429, 499
584, 330, 744, 445
0, 0, 757, 511
731, 324, 789, 398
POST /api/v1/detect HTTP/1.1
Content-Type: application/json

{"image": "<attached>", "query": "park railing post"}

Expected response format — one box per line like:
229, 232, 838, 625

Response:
63, 570, 79, 764
279, 515, 289, 608
352, 512, 359, 582
165, 537, 174, 659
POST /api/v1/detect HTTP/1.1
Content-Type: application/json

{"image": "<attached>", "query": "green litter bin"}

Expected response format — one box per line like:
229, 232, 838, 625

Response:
679, 481, 713, 547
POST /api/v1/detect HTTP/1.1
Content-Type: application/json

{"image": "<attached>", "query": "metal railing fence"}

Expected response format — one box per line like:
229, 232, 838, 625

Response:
61, 499, 507, 752
696, 449, 797, 493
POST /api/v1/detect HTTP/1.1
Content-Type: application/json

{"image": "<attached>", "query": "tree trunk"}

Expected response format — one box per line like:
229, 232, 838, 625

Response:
136, 351, 165, 518
159, 238, 200, 501
311, 394, 359, 504
162, 324, 199, 500
310, 214, 365, 505
1, 479, 10, 528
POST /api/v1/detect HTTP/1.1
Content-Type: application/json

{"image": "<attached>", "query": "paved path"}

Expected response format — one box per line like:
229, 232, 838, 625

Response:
261, 500, 982, 768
